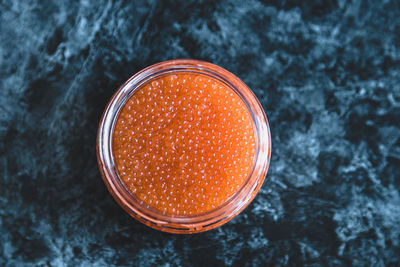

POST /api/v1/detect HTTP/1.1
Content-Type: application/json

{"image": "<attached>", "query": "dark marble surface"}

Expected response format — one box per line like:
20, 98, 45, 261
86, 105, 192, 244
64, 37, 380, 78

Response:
1, 0, 400, 266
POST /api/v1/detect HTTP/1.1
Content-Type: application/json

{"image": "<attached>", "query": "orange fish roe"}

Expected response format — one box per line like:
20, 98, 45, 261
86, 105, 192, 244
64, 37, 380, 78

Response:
112, 73, 256, 216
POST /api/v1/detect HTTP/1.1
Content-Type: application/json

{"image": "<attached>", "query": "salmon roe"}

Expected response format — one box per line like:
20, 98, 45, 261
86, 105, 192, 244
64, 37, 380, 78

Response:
112, 73, 256, 216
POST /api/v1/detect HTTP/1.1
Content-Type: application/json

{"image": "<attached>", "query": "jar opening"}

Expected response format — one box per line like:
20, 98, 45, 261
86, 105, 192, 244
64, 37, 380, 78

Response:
97, 59, 271, 233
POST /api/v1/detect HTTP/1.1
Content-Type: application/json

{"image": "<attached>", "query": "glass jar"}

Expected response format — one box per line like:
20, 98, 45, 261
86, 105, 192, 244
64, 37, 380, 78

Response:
96, 59, 271, 233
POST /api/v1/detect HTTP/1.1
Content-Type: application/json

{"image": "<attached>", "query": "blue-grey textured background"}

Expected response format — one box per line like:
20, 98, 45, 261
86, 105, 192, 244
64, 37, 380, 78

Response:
1, 0, 400, 266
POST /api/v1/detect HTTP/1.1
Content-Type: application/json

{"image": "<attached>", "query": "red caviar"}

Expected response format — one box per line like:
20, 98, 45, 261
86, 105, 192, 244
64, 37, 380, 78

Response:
112, 73, 256, 215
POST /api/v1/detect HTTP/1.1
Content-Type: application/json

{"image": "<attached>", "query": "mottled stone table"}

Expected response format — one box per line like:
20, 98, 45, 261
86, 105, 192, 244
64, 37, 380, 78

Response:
1, 0, 399, 266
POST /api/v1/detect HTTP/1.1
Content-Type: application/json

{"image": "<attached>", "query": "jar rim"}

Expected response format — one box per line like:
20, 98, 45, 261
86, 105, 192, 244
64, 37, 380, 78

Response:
96, 59, 271, 233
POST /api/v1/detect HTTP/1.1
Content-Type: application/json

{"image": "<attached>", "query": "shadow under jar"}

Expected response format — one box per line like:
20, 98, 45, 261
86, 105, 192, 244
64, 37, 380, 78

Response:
97, 59, 271, 234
